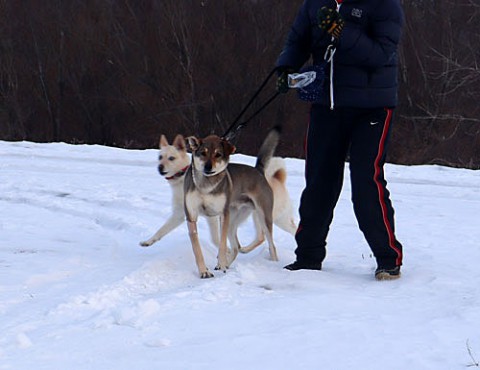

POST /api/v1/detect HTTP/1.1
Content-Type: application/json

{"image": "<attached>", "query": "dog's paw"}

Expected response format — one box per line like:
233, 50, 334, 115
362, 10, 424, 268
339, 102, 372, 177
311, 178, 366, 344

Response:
200, 270, 214, 279
214, 264, 228, 273
139, 240, 153, 247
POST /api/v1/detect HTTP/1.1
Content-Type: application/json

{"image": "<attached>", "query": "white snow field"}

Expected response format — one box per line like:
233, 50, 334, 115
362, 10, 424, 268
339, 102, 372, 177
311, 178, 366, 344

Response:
1, 140, 480, 369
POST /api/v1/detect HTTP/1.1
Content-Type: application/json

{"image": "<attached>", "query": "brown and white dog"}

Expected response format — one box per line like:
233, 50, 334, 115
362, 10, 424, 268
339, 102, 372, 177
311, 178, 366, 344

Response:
184, 127, 282, 278
140, 133, 296, 252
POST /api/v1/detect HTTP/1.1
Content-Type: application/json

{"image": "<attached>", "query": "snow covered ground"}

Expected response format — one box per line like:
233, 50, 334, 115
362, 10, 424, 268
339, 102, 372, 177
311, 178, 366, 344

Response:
1, 140, 479, 370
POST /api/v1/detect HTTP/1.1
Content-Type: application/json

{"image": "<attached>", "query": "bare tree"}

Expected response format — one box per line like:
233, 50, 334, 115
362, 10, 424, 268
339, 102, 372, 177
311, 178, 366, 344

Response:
0, 0, 478, 168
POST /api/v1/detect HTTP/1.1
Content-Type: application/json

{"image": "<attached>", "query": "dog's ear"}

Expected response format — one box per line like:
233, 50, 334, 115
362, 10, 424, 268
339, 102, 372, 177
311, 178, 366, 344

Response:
186, 136, 201, 153
159, 134, 169, 148
222, 139, 236, 155
173, 134, 186, 152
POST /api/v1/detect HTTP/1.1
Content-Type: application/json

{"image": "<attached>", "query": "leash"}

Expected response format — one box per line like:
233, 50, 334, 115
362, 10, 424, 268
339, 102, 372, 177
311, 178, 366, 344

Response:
222, 68, 280, 141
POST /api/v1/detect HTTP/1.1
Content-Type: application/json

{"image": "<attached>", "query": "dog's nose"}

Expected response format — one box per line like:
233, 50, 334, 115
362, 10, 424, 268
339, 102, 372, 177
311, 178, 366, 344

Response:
204, 161, 214, 175
158, 165, 165, 175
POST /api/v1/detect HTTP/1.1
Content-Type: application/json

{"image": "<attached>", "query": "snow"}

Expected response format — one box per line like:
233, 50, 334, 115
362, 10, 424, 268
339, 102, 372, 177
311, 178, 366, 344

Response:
1, 140, 480, 369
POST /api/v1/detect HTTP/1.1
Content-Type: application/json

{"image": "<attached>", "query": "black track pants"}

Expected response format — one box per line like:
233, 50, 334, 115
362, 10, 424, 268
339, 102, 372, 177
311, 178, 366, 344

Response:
294, 105, 403, 269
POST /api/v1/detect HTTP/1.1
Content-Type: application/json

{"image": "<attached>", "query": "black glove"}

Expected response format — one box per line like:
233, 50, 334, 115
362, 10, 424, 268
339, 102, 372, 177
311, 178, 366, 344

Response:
317, 6, 345, 40
276, 66, 294, 94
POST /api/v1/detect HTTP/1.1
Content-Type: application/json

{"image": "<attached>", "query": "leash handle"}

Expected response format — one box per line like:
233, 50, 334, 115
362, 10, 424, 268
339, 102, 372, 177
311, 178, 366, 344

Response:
222, 67, 279, 140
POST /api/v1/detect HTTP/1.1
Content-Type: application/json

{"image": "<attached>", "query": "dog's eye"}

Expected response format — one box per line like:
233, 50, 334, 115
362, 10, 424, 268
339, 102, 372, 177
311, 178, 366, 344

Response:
168, 156, 175, 161
159, 155, 163, 160
214, 153, 222, 159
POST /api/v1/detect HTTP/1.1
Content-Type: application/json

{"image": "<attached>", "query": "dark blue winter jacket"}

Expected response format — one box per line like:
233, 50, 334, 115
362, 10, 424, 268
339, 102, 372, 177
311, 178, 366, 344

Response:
276, 0, 404, 108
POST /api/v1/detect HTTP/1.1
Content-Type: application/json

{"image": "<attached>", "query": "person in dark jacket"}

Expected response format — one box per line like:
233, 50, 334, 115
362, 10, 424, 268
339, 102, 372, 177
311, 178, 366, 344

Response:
277, 0, 404, 280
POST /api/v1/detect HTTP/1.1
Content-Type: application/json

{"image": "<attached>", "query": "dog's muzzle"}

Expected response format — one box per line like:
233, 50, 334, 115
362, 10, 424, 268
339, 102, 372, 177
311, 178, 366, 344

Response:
158, 165, 167, 176
203, 161, 216, 176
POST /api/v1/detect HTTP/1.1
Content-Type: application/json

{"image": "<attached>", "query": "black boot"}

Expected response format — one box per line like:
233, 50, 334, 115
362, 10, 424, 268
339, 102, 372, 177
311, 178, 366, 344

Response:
375, 266, 401, 280
284, 261, 322, 271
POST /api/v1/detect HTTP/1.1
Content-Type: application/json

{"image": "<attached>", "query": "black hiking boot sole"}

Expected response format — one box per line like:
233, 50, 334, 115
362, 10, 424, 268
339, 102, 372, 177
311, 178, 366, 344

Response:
375, 266, 401, 281
284, 261, 322, 271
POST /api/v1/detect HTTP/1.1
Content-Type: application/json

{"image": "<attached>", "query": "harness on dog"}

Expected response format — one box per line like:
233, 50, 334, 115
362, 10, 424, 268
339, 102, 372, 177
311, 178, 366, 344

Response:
165, 165, 190, 181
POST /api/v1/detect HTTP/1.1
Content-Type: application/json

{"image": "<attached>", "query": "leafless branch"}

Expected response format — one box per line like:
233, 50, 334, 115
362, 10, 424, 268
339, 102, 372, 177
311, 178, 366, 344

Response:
467, 339, 479, 367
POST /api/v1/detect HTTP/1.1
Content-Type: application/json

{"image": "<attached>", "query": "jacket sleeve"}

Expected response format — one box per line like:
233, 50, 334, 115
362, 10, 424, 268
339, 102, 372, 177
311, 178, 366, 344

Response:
338, 0, 404, 67
275, 0, 313, 70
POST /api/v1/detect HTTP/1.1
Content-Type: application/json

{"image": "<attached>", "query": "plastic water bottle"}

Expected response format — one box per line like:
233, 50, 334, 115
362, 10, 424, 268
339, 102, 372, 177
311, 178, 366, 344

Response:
288, 71, 317, 89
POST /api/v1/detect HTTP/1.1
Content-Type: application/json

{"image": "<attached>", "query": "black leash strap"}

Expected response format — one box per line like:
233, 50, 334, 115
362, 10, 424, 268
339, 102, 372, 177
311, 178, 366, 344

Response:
224, 92, 280, 141
222, 68, 279, 141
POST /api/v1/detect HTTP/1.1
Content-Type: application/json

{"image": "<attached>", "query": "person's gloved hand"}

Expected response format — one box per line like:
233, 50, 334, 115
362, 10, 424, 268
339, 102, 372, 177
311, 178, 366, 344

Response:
318, 6, 345, 40
276, 66, 294, 94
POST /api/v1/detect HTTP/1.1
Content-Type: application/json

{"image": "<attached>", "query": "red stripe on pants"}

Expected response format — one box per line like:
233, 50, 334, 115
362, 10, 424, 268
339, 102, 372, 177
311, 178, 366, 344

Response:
374, 108, 402, 265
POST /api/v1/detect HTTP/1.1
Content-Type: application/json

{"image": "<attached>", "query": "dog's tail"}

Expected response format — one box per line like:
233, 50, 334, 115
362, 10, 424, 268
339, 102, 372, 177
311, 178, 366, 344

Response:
265, 157, 288, 184
255, 125, 281, 174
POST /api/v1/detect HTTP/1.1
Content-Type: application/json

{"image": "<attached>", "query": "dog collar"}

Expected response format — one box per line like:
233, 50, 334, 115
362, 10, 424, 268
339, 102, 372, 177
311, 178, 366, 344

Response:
165, 165, 190, 181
